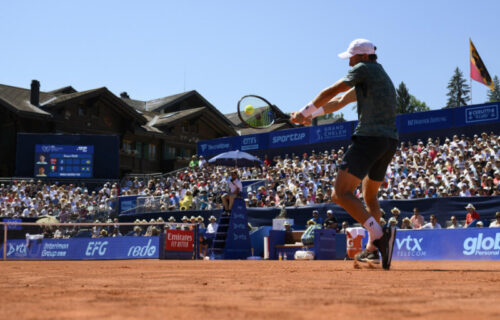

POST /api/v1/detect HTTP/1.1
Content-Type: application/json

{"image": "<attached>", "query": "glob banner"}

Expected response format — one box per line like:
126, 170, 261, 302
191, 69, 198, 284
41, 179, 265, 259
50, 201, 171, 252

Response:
393, 228, 500, 261
1, 236, 160, 260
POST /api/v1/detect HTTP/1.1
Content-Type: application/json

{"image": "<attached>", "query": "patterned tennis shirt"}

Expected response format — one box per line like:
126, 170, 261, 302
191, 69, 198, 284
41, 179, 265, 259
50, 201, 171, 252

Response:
342, 61, 399, 140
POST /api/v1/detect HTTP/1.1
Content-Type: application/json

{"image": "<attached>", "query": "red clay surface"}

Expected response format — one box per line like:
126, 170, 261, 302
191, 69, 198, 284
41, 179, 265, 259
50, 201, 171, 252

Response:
1, 260, 500, 320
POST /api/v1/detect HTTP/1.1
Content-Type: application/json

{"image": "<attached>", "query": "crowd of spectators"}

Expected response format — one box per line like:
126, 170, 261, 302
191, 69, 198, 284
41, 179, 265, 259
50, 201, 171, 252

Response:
120, 132, 500, 211
0, 132, 499, 222
0, 180, 117, 220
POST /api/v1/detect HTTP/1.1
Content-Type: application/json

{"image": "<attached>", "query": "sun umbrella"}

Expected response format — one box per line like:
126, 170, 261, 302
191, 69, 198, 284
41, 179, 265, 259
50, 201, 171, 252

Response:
208, 150, 262, 167
36, 215, 59, 224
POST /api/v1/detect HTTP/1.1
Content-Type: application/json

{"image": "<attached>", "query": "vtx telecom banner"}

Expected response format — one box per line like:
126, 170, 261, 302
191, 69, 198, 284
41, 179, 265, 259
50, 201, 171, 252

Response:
1, 237, 160, 260
393, 229, 500, 261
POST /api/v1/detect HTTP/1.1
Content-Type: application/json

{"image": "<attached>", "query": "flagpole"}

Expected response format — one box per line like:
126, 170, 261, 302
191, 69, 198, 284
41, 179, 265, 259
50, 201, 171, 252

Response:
469, 38, 472, 105
470, 78, 473, 105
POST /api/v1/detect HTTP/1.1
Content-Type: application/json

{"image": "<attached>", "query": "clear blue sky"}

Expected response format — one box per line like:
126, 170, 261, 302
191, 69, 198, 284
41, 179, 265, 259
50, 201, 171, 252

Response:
1, 1, 499, 121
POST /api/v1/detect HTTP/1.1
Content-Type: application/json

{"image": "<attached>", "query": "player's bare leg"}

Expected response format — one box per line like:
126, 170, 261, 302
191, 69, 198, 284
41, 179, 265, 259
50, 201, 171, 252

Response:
331, 169, 382, 235
332, 169, 396, 269
361, 176, 384, 252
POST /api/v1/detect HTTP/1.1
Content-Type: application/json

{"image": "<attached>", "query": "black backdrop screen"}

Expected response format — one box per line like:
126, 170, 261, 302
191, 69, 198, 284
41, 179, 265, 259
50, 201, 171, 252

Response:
16, 133, 119, 179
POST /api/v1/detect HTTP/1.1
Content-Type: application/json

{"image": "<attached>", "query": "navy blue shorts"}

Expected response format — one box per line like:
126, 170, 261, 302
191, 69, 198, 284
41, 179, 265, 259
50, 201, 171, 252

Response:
339, 135, 398, 181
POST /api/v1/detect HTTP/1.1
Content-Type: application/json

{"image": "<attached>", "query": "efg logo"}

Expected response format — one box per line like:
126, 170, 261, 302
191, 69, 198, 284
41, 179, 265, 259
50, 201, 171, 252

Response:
395, 235, 426, 257
463, 233, 500, 256
86, 241, 108, 256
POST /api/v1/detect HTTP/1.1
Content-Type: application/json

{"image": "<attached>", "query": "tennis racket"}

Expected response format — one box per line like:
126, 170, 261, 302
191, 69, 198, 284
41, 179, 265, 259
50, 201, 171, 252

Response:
237, 95, 290, 129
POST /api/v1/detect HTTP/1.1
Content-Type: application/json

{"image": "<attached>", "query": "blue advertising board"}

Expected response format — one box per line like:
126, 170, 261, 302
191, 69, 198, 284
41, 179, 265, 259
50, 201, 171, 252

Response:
393, 228, 500, 261
223, 198, 251, 259
118, 195, 139, 215
2, 218, 22, 230
309, 122, 351, 144
197, 136, 234, 156
398, 108, 454, 134
455, 103, 499, 127
268, 127, 309, 148
235, 133, 269, 152
34, 144, 94, 178
1, 236, 160, 260
197, 102, 500, 158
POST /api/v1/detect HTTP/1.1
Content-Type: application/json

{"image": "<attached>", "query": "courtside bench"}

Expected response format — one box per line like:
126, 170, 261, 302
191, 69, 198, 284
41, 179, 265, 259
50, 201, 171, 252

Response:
269, 229, 346, 260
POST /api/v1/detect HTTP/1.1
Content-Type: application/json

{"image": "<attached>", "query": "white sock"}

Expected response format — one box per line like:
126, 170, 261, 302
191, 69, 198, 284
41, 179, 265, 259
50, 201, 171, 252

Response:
363, 216, 383, 241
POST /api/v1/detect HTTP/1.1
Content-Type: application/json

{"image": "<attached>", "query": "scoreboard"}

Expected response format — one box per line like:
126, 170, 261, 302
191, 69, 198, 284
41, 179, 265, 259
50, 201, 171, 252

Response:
34, 145, 94, 178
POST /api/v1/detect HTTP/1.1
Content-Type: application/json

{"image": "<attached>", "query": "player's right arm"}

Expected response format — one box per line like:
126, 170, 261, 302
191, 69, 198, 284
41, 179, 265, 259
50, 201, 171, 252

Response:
319, 87, 356, 115
291, 79, 352, 125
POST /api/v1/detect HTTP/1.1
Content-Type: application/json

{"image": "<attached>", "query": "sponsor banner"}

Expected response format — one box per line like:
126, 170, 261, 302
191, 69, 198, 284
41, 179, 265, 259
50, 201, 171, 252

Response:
235, 133, 268, 152
224, 198, 252, 259
398, 108, 454, 134
268, 127, 309, 148
455, 104, 499, 126
313, 229, 337, 260
310, 122, 351, 144
2, 218, 22, 230
197, 137, 234, 157
118, 195, 139, 215
393, 229, 500, 261
165, 230, 194, 251
1, 236, 160, 260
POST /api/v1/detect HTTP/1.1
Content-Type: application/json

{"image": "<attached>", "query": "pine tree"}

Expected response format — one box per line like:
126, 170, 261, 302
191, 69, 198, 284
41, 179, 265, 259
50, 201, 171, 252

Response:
445, 67, 470, 108
396, 82, 411, 114
487, 75, 500, 102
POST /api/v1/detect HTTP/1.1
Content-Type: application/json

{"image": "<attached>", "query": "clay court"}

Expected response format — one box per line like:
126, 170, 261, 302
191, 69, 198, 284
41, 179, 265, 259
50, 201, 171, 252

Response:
1, 260, 500, 320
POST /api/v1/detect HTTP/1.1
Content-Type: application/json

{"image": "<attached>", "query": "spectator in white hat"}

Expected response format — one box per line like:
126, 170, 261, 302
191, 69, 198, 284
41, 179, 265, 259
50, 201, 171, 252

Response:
206, 215, 218, 235
464, 203, 480, 227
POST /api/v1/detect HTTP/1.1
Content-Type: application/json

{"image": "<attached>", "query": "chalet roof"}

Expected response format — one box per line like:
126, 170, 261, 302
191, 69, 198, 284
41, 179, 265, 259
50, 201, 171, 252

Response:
121, 90, 237, 134
46, 86, 77, 95
43, 87, 147, 125
0, 84, 52, 117
147, 107, 206, 127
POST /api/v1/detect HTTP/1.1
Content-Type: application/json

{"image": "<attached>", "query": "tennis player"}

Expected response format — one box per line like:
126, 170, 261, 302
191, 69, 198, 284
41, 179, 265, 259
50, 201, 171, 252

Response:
291, 39, 398, 269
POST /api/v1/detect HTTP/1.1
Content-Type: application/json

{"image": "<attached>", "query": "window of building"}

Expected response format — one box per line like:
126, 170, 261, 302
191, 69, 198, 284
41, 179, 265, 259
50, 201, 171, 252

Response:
135, 142, 142, 159
143, 144, 150, 160
149, 144, 157, 161
123, 140, 133, 155
163, 144, 175, 160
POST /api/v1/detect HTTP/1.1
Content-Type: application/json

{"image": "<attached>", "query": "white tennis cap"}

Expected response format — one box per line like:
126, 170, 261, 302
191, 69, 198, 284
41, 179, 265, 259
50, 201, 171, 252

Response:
338, 39, 376, 59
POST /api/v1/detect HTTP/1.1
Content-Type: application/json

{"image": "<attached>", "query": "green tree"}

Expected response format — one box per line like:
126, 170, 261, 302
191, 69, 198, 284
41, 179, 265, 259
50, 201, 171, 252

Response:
487, 75, 500, 102
395, 81, 430, 113
409, 95, 430, 112
396, 82, 411, 114
445, 67, 470, 108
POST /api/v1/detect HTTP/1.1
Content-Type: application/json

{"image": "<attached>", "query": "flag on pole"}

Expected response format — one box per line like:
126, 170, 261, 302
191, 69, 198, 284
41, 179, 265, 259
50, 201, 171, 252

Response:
470, 39, 494, 91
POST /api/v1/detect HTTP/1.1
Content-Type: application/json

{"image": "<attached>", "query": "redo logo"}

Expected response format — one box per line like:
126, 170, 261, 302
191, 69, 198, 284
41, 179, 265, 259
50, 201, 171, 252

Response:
395, 235, 426, 257
463, 233, 500, 256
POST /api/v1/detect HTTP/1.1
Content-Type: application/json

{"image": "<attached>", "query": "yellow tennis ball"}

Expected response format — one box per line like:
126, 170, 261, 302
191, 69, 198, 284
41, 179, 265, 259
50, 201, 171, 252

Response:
244, 104, 254, 115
